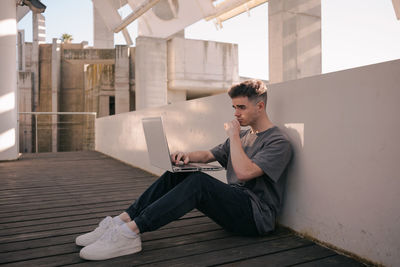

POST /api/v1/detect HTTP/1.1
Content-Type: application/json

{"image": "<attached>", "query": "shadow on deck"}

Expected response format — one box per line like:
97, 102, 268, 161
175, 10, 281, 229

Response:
0, 151, 365, 266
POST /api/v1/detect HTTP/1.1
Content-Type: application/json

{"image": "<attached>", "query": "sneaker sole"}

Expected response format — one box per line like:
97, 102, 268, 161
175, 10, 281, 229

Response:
80, 245, 142, 261
75, 238, 93, 247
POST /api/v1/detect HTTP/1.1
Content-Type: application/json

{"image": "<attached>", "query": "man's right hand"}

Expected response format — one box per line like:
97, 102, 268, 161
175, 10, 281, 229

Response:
171, 151, 190, 165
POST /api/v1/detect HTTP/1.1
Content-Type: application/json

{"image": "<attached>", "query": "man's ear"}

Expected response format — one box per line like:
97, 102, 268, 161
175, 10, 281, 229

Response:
257, 101, 265, 110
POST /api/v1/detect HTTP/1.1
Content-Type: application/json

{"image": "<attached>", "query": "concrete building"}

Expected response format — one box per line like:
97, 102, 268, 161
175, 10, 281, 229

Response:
16, 33, 239, 153
6, 0, 325, 156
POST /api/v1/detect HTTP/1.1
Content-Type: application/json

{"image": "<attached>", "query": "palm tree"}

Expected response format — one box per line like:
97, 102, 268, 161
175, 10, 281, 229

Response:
60, 33, 73, 43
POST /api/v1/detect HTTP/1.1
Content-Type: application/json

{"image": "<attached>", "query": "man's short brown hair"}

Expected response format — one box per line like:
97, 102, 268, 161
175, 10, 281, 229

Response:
228, 79, 268, 105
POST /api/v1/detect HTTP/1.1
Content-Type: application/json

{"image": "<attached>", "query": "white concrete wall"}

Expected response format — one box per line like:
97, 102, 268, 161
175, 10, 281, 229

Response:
269, 59, 400, 267
96, 59, 400, 266
96, 93, 233, 182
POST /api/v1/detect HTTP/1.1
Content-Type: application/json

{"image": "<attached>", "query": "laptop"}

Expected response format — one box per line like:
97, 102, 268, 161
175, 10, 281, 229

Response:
142, 117, 223, 172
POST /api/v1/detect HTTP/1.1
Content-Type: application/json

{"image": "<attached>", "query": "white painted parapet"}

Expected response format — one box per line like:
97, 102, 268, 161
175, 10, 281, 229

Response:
115, 45, 130, 114
0, 0, 19, 160
269, 59, 400, 267
96, 93, 232, 182
96, 59, 400, 266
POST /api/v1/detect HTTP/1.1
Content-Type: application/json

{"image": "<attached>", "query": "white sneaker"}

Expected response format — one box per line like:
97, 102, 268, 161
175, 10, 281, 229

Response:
79, 225, 142, 261
75, 216, 116, 247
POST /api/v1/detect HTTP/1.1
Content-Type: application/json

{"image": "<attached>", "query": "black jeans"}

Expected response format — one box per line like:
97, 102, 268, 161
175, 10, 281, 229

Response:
125, 171, 259, 236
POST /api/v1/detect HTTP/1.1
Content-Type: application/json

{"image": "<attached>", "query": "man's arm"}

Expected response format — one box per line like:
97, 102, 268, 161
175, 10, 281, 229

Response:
224, 120, 264, 181
171, 150, 215, 165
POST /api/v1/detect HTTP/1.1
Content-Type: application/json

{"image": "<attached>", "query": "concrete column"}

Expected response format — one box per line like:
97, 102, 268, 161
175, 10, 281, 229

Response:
51, 38, 61, 152
17, 30, 26, 71
268, 0, 321, 83
115, 45, 130, 114
129, 46, 136, 111
32, 12, 46, 111
93, 6, 114, 48
0, 0, 18, 160
135, 36, 167, 110
17, 30, 31, 153
18, 72, 33, 153
99, 95, 110, 117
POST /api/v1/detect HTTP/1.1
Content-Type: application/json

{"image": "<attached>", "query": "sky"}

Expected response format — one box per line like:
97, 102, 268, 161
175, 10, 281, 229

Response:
18, 0, 400, 80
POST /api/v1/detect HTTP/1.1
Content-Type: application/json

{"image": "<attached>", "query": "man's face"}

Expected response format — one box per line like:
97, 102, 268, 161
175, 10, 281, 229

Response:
231, 96, 260, 126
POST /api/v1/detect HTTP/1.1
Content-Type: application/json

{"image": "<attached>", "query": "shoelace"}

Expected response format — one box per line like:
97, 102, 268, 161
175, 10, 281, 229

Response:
100, 227, 120, 243
97, 217, 113, 231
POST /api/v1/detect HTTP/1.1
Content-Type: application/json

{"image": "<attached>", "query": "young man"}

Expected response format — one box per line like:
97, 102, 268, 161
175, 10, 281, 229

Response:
76, 79, 292, 261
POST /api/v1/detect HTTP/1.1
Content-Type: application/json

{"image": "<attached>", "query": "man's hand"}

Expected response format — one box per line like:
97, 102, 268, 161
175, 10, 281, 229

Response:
170, 151, 190, 165
224, 119, 241, 138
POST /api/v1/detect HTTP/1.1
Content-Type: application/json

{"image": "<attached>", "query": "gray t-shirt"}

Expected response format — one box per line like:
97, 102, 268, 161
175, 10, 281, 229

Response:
210, 126, 292, 234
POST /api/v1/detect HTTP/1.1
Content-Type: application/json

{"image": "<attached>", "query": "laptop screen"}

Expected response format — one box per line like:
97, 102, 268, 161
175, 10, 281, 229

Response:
142, 117, 174, 172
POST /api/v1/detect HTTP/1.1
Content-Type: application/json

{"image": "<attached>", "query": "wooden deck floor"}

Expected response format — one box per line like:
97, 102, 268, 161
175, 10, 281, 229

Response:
0, 151, 365, 267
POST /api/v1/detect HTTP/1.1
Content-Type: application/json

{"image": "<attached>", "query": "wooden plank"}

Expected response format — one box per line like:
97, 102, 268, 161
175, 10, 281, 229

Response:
71, 233, 301, 267
0, 223, 226, 266
0, 156, 152, 190
0, 171, 155, 191
0, 212, 210, 236
0, 215, 209, 244
0, 243, 79, 265
0, 229, 287, 266
0, 208, 202, 231
213, 244, 337, 266
0, 219, 218, 255
141, 236, 313, 267
0, 200, 134, 223
0, 194, 145, 214
0, 209, 129, 231
0, 152, 364, 267
0, 222, 226, 265
0, 216, 213, 243
293, 254, 366, 267
0, 181, 154, 201
0, 187, 147, 211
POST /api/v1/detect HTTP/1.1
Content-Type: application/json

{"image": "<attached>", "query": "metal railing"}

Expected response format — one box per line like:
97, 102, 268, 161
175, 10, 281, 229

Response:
18, 112, 97, 153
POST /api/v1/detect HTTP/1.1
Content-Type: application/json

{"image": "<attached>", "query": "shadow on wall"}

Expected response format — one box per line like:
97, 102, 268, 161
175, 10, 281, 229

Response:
279, 123, 304, 217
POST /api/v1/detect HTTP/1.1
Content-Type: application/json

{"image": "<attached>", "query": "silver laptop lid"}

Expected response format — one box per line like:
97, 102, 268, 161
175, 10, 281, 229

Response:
142, 116, 223, 172
142, 117, 174, 172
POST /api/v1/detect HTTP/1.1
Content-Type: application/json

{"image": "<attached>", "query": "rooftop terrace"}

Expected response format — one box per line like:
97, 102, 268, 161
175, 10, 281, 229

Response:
0, 151, 365, 266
